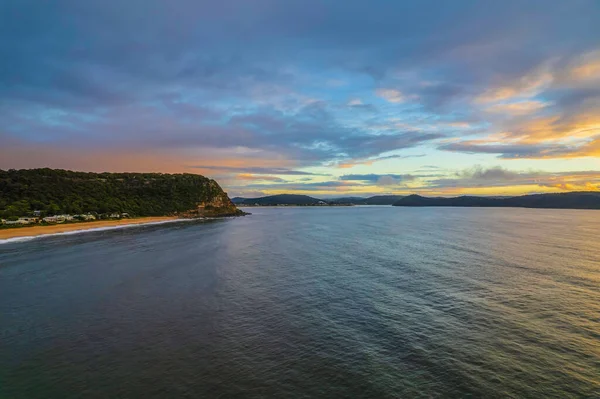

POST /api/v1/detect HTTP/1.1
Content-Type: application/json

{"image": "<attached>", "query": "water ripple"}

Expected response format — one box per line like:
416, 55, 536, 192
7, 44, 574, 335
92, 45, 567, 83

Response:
1, 207, 599, 398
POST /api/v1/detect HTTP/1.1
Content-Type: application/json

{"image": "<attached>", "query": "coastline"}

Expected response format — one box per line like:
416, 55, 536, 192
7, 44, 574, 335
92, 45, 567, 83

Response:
0, 216, 180, 240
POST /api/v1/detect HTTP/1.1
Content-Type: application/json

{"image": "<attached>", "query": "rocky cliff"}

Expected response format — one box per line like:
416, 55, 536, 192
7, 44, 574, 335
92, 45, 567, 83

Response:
185, 181, 246, 217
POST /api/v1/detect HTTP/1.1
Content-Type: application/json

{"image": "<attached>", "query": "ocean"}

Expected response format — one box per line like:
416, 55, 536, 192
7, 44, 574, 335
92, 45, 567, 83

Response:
1, 206, 599, 398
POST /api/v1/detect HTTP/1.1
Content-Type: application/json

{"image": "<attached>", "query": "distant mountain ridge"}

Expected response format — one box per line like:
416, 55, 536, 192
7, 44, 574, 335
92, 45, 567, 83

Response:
234, 194, 405, 205
393, 192, 600, 209
328, 197, 366, 204
234, 194, 324, 206
362, 195, 406, 205
229, 192, 600, 209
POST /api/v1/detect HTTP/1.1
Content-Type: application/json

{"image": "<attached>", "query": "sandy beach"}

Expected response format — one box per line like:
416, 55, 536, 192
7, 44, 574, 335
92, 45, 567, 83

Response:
0, 216, 180, 240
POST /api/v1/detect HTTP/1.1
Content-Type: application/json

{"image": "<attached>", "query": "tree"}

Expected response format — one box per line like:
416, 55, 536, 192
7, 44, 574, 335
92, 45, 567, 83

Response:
46, 203, 61, 216
0, 168, 236, 217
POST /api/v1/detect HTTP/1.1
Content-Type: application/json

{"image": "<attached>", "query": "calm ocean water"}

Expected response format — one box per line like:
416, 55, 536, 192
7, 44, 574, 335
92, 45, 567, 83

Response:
1, 207, 599, 398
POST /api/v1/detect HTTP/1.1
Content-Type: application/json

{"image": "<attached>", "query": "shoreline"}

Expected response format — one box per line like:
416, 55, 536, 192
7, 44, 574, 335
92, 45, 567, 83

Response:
0, 217, 181, 240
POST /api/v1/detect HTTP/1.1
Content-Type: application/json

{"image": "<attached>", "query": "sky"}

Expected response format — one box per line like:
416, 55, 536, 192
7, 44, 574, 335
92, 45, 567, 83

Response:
1, 0, 600, 198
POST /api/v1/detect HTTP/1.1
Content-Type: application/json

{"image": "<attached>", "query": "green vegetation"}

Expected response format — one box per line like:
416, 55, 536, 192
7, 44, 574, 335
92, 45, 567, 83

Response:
329, 195, 405, 205
0, 168, 240, 218
234, 194, 325, 206
232, 194, 406, 206
392, 193, 600, 209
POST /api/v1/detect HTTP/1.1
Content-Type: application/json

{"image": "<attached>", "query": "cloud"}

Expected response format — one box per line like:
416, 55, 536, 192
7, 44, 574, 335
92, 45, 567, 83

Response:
475, 69, 554, 104
336, 154, 425, 168
439, 136, 600, 159
346, 100, 377, 112
427, 167, 600, 192
189, 166, 327, 176
236, 174, 287, 182
241, 180, 354, 192
232, 166, 600, 196
340, 173, 415, 183
376, 176, 401, 186
485, 100, 548, 115
1, 0, 600, 195
458, 166, 522, 180
375, 88, 404, 103
439, 141, 551, 158
567, 51, 600, 82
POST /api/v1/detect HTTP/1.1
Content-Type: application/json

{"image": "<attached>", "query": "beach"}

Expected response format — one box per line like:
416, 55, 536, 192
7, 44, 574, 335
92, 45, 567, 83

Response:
0, 216, 179, 240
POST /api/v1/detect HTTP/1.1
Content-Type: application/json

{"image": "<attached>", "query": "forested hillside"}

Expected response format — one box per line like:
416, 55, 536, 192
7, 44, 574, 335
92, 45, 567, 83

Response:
0, 168, 240, 217
393, 193, 600, 209
235, 194, 324, 205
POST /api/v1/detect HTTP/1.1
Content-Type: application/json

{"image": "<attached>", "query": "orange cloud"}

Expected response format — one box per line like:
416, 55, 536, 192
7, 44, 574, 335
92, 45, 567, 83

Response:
567, 51, 600, 82
476, 69, 553, 104
486, 100, 548, 115
236, 174, 286, 182
469, 54, 600, 157
571, 62, 600, 81
337, 160, 375, 168
501, 115, 600, 145
0, 143, 294, 176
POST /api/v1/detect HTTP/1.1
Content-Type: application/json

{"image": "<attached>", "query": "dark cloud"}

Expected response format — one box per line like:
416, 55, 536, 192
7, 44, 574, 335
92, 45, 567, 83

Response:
375, 154, 426, 161
338, 132, 443, 160
340, 174, 415, 183
225, 166, 600, 195
438, 142, 574, 159
3, 0, 598, 107
459, 166, 521, 180
242, 181, 352, 191
1, 0, 599, 190
428, 168, 600, 190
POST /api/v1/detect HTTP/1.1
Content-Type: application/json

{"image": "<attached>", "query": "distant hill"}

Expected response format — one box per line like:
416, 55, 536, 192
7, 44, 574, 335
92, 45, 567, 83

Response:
0, 168, 243, 218
363, 195, 405, 205
237, 194, 406, 206
329, 196, 367, 204
330, 195, 405, 205
236, 194, 324, 206
393, 192, 600, 209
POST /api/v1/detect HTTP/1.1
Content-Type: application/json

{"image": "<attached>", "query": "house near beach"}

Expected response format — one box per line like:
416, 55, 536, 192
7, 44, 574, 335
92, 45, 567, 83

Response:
18, 217, 39, 224
43, 214, 73, 223
2, 217, 39, 225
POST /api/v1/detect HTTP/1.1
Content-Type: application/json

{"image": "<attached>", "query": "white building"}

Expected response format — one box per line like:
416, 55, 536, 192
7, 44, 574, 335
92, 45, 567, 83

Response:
17, 217, 39, 224
75, 214, 96, 221
43, 215, 73, 223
